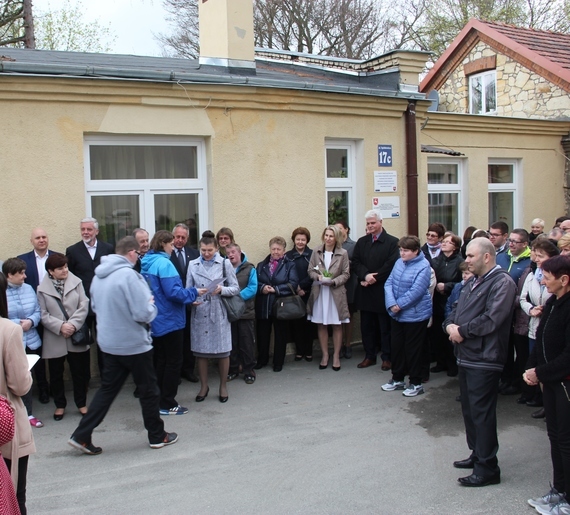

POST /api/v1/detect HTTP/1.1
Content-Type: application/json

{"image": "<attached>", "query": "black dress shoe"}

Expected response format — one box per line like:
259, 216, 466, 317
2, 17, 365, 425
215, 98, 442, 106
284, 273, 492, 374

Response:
273, 365, 282, 372
253, 362, 267, 370
294, 355, 303, 361
181, 373, 199, 383
532, 407, 546, 419
332, 366, 341, 371
53, 411, 65, 421
304, 356, 313, 362
219, 395, 228, 403
526, 399, 544, 407
457, 473, 500, 487
195, 387, 209, 402
39, 389, 50, 404
500, 385, 520, 395
319, 364, 328, 370
453, 457, 475, 469
516, 396, 530, 405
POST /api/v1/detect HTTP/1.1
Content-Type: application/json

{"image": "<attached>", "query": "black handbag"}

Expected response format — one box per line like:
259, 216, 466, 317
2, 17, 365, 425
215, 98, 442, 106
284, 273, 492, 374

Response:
54, 297, 90, 346
220, 259, 246, 322
272, 283, 306, 320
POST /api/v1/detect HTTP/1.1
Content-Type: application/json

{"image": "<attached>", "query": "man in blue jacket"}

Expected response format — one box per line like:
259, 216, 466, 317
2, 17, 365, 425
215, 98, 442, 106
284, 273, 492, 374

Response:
444, 238, 516, 487
68, 236, 178, 455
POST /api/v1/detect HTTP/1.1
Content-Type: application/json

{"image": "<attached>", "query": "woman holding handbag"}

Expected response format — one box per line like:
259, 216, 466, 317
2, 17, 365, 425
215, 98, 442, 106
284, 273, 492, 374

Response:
186, 231, 239, 403
307, 226, 350, 371
0, 273, 35, 515
37, 253, 90, 421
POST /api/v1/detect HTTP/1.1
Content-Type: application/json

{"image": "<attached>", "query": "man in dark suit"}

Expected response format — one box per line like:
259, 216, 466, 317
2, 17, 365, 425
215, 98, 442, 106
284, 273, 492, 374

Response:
66, 217, 114, 375
352, 210, 399, 370
171, 223, 199, 382
132, 228, 150, 273
17, 227, 57, 403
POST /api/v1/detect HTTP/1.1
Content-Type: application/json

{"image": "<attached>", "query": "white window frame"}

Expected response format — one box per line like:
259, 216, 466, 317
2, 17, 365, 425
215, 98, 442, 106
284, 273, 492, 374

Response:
427, 157, 467, 236
469, 70, 497, 115
325, 139, 358, 233
84, 135, 209, 238
488, 158, 521, 229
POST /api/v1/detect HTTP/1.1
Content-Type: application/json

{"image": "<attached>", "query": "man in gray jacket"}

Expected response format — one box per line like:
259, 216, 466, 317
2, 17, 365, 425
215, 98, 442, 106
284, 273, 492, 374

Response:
68, 236, 178, 455
444, 238, 516, 487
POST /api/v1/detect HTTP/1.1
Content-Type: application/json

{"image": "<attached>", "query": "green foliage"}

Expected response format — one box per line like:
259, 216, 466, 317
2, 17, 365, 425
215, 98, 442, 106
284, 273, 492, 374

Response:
34, 0, 116, 52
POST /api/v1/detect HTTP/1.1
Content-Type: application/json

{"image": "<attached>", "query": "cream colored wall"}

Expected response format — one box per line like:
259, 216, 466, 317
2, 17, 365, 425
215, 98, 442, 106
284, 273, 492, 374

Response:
420, 113, 570, 234
0, 77, 413, 265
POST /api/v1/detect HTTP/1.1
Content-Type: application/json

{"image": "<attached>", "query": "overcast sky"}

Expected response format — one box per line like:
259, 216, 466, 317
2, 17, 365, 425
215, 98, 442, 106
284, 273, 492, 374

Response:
32, 0, 171, 56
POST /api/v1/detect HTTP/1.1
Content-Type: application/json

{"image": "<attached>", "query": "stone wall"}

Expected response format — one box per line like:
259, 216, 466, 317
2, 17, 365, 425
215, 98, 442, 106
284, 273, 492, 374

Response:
437, 41, 570, 119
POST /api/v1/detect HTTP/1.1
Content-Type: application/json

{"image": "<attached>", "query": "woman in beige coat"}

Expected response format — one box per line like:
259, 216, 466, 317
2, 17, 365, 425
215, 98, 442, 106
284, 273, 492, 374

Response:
0, 273, 35, 515
307, 225, 350, 371
37, 253, 89, 421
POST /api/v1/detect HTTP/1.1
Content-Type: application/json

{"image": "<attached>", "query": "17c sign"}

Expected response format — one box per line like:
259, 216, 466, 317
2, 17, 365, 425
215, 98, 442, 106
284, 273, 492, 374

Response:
378, 145, 392, 167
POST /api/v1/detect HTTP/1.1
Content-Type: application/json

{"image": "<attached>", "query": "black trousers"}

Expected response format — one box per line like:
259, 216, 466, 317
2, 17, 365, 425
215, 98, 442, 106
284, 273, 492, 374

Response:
390, 319, 428, 386
431, 315, 457, 374
72, 350, 165, 445
459, 366, 501, 478
4, 455, 29, 515
230, 319, 256, 375
256, 317, 288, 368
48, 350, 90, 409
180, 309, 196, 378
543, 380, 570, 495
289, 316, 314, 357
360, 310, 391, 361
153, 330, 183, 410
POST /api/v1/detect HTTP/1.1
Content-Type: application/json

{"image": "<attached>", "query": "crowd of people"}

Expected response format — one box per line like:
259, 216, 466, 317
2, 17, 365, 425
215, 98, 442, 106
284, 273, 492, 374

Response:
1, 212, 570, 513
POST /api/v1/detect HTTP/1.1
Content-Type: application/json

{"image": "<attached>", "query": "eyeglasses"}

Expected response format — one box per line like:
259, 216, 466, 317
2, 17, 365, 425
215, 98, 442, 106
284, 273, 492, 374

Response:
426, 233, 439, 238
507, 239, 525, 245
488, 232, 503, 238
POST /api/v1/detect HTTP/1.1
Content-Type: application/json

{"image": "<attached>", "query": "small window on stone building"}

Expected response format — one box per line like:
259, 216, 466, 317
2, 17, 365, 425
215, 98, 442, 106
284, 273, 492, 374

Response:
469, 71, 496, 115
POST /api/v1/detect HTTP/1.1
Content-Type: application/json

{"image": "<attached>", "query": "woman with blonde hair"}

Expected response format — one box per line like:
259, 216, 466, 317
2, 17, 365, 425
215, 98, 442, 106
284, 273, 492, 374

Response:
307, 225, 350, 371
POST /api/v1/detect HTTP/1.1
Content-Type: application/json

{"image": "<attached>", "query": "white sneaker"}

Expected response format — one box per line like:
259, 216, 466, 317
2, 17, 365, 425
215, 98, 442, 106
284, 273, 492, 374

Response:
536, 499, 570, 515
381, 380, 405, 391
403, 384, 424, 397
529, 486, 564, 509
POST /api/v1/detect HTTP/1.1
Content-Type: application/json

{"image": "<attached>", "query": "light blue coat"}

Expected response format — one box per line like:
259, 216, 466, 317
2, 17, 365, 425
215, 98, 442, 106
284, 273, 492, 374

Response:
6, 282, 42, 350
384, 253, 432, 323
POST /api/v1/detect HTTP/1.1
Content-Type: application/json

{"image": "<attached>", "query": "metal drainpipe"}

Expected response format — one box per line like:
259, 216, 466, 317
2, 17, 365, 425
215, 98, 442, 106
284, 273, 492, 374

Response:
405, 101, 419, 235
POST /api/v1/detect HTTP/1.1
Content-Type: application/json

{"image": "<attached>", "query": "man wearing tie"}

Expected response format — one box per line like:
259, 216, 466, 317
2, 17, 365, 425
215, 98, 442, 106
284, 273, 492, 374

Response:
170, 223, 199, 383
66, 218, 114, 375
17, 228, 58, 403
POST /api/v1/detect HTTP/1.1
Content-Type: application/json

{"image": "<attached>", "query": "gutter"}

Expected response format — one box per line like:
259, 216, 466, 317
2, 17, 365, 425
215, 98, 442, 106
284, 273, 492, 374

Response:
405, 101, 419, 236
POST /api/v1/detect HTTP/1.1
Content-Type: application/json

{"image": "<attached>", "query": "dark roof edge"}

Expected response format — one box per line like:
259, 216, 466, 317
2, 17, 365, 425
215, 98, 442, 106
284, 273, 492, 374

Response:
0, 61, 426, 100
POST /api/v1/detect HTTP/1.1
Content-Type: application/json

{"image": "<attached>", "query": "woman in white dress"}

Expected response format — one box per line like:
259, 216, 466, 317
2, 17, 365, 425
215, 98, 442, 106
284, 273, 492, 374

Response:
307, 226, 350, 371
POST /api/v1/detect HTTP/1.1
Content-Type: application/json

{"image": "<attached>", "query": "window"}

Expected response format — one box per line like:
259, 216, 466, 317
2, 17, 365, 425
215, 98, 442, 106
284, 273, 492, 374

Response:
469, 71, 496, 115
325, 141, 358, 230
427, 159, 466, 235
488, 160, 520, 230
85, 136, 207, 247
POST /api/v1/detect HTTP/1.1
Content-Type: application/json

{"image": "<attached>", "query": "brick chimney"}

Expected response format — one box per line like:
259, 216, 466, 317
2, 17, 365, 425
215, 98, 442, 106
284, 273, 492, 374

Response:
199, 0, 256, 75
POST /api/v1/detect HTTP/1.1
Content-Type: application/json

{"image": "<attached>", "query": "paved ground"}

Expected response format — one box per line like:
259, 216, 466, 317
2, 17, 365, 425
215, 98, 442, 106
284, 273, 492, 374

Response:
26, 346, 550, 515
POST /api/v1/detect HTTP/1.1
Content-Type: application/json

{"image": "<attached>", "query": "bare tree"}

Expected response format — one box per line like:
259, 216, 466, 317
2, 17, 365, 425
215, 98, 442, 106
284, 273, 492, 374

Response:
156, 0, 199, 58
0, 0, 34, 48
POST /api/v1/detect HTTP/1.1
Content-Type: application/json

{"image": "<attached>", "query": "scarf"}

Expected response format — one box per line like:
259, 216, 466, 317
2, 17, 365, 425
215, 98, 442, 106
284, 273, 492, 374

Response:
50, 277, 65, 297
269, 258, 280, 276
427, 242, 442, 257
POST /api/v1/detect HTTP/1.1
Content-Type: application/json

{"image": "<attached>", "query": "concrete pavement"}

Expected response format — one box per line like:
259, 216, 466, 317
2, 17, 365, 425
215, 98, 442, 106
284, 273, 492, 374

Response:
26, 347, 550, 515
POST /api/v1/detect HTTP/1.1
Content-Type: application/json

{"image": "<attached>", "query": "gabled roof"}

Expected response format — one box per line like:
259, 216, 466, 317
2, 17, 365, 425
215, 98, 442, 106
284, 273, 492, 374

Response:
0, 47, 426, 100
420, 19, 570, 94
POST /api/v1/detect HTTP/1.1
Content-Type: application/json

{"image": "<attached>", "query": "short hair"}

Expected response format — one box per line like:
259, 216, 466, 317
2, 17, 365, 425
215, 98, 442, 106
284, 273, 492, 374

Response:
80, 217, 99, 229
0, 273, 7, 318
321, 225, 343, 248
427, 222, 446, 238
463, 226, 477, 242
398, 235, 421, 253
467, 238, 496, 258
531, 218, 545, 228
472, 229, 490, 239
364, 210, 382, 221
45, 253, 68, 272
511, 228, 529, 243
2, 258, 26, 277
116, 236, 139, 255
459, 261, 469, 272
555, 216, 570, 227
490, 221, 509, 235
149, 230, 174, 252
225, 243, 242, 254
172, 223, 189, 234
335, 220, 350, 232
216, 227, 235, 243
443, 233, 462, 250
269, 236, 287, 249
542, 255, 570, 279
200, 230, 218, 247
132, 228, 149, 238
558, 234, 570, 249
531, 238, 559, 257
291, 227, 311, 244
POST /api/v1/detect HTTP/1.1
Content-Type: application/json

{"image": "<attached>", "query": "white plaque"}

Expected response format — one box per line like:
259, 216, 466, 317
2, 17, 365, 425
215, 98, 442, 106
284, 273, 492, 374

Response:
374, 171, 397, 192
372, 196, 400, 219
